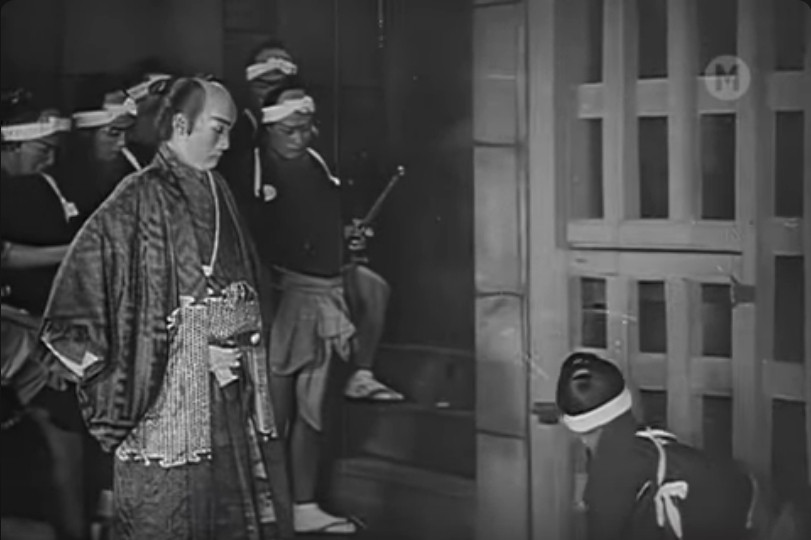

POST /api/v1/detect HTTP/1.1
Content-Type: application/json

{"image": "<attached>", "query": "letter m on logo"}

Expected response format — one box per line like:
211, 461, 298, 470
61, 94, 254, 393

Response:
713, 62, 739, 94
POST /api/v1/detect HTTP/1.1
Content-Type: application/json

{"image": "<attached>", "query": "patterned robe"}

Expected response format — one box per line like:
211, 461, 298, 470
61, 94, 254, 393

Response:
40, 146, 293, 539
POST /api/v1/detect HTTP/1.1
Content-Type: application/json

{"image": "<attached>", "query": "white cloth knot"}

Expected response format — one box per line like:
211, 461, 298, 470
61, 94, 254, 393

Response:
653, 480, 689, 539
636, 428, 689, 539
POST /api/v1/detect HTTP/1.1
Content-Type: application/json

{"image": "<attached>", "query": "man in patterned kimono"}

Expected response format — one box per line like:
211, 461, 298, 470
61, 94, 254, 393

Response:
39, 77, 293, 540
556, 351, 757, 540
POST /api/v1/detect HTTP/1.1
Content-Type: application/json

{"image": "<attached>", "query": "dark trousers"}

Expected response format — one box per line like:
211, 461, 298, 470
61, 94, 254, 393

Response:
342, 265, 389, 371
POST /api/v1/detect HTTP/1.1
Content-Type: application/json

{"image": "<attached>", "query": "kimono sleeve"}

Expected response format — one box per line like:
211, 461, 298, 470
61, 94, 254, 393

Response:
39, 177, 173, 451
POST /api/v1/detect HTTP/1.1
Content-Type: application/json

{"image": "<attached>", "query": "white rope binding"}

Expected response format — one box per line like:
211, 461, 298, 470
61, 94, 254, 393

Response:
635, 428, 689, 539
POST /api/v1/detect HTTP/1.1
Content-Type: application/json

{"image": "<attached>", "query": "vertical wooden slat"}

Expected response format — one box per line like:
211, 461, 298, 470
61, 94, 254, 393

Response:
667, 0, 699, 221
569, 276, 585, 350
731, 0, 772, 477
607, 276, 633, 368
688, 282, 706, 448
803, 8, 811, 487
665, 279, 703, 444
607, 276, 645, 420
528, 0, 575, 538
602, 0, 639, 222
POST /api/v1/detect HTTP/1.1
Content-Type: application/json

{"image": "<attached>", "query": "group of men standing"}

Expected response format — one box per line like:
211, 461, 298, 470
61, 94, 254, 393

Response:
2, 38, 404, 539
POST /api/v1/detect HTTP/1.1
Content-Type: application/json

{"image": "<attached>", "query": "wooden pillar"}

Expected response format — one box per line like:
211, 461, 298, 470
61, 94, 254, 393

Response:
665, 279, 704, 444
527, 0, 575, 537
472, 1, 530, 539
667, 0, 699, 222
602, 0, 639, 223
804, 8, 811, 487
732, 0, 772, 478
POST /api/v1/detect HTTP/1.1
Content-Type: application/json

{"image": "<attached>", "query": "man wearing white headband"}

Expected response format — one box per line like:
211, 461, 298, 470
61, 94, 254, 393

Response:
245, 38, 297, 117
1, 95, 87, 538
70, 90, 139, 210
556, 352, 757, 540
223, 76, 372, 535
219, 39, 297, 181
122, 71, 174, 171
2, 106, 76, 315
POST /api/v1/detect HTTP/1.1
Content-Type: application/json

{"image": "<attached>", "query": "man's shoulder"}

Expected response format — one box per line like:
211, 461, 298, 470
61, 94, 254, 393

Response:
89, 167, 168, 222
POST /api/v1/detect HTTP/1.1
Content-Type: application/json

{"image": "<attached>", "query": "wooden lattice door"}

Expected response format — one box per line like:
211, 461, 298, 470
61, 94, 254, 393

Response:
525, 0, 809, 538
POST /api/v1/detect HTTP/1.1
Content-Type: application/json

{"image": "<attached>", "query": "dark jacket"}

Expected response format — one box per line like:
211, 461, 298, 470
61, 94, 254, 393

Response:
584, 412, 753, 540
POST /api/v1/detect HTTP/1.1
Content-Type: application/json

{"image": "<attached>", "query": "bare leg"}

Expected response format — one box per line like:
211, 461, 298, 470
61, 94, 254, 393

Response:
276, 372, 356, 534
344, 265, 390, 371
343, 266, 402, 402
290, 416, 321, 503
268, 374, 322, 502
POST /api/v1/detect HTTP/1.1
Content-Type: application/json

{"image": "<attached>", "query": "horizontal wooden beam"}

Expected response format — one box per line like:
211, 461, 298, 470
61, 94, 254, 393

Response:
576, 73, 806, 119
631, 355, 806, 404
631, 353, 731, 396
568, 250, 740, 281
567, 220, 742, 252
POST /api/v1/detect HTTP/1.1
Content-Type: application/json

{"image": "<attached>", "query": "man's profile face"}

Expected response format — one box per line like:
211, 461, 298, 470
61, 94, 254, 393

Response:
266, 90, 313, 160
180, 84, 236, 170
93, 118, 132, 163
18, 136, 57, 175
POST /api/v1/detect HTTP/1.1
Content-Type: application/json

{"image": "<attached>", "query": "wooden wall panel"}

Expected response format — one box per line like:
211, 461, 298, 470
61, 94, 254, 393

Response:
477, 433, 530, 540
473, 3, 520, 144
476, 295, 527, 436
474, 1, 529, 539
474, 147, 521, 291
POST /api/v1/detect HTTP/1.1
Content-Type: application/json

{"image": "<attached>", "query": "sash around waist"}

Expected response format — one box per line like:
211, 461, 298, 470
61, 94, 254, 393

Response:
272, 266, 344, 292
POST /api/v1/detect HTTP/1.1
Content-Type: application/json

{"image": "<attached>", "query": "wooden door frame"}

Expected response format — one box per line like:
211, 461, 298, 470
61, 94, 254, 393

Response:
526, 0, 576, 539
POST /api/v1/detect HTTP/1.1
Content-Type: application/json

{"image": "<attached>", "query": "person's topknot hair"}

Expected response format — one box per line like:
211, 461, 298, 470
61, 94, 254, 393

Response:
153, 78, 208, 142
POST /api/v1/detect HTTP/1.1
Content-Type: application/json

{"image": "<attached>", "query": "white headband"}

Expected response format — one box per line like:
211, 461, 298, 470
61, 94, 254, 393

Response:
246, 57, 298, 81
261, 96, 315, 124
1, 116, 72, 142
125, 74, 172, 102
72, 101, 138, 129
561, 386, 632, 433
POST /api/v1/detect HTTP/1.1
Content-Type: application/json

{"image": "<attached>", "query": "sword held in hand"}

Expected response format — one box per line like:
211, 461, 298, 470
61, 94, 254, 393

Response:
346, 165, 406, 262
